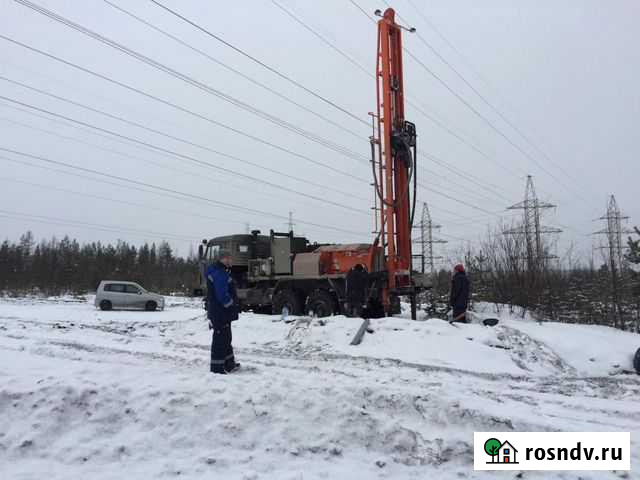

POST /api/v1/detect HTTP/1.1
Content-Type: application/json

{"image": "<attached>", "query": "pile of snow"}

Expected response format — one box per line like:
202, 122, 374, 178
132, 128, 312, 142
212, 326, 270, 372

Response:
0, 296, 638, 479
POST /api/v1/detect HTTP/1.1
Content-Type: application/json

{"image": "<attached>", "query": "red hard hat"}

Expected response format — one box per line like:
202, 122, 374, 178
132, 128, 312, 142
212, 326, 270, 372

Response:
454, 263, 465, 273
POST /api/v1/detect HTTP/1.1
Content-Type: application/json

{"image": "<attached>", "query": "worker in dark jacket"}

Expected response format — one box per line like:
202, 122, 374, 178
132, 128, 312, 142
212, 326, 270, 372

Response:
450, 263, 470, 323
345, 264, 369, 317
206, 250, 239, 374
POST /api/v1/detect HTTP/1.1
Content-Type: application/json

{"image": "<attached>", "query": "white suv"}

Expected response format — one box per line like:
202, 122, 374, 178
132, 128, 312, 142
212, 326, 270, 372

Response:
95, 281, 165, 311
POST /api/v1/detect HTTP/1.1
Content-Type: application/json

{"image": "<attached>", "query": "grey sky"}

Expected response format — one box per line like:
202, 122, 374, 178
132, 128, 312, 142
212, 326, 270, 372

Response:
1, 0, 638, 263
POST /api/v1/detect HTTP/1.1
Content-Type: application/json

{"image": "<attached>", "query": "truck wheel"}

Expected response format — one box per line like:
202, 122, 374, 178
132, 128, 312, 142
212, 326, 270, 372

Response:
145, 301, 157, 312
307, 289, 336, 318
99, 300, 112, 311
272, 289, 303, 316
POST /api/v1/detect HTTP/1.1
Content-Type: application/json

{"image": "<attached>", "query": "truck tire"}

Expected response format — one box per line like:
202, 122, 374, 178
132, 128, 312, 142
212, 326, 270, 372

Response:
272, 289, 303, 316
307, 289, 336, 318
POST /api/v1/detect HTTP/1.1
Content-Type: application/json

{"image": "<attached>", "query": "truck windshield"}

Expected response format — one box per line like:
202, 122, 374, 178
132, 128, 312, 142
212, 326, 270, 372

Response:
207, 245, 221, 261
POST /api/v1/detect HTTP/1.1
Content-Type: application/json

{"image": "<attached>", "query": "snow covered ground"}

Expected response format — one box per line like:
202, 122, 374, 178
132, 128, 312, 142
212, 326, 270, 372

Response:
0, 296, 638, 479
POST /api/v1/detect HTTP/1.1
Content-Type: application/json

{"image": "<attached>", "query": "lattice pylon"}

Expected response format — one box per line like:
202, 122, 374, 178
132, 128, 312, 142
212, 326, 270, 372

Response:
504, 175, 561, 271
413, 203, 447, 275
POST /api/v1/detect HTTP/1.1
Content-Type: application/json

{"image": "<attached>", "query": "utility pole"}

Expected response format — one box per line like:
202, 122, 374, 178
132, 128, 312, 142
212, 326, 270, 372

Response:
504, 175, 561, 271
593, 195, 632, 327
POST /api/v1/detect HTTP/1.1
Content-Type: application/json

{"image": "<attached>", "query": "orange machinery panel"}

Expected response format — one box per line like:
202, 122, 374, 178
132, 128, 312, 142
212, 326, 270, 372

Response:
314, 244, 380, 275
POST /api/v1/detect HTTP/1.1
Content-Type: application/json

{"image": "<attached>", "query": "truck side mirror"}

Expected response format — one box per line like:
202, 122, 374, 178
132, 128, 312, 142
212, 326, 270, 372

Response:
198, 244, 204, 259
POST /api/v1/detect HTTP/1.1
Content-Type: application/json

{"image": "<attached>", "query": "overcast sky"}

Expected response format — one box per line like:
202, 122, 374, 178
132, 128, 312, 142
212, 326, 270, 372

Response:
1, 0, 638, 263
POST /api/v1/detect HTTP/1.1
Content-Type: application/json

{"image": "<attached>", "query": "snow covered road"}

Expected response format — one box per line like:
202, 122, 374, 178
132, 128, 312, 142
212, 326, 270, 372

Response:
0, 296, 638, 479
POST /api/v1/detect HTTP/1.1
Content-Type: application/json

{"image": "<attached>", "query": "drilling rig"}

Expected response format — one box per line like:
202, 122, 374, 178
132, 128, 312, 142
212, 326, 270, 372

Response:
196, 8, 425, 319
370, 8, 419, 318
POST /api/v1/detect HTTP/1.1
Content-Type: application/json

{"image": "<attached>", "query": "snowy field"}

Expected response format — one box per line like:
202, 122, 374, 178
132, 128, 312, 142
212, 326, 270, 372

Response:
0, 296, 639, 479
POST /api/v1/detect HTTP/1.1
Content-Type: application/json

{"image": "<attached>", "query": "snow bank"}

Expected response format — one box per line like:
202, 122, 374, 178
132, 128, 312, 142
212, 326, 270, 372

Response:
0, 296, 638, 479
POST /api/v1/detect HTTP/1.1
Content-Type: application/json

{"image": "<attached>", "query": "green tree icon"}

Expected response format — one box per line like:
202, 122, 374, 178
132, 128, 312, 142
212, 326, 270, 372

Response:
484, 438, 501, 463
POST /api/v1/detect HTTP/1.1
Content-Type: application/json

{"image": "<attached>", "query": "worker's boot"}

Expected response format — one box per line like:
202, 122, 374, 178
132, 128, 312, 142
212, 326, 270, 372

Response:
210, 365, 227, 375
225, 362, 241, 373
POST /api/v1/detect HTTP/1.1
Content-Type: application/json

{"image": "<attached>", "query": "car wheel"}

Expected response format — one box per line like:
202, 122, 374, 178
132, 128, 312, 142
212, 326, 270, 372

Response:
306, 289, 336, 318
145, 301, 157, 312
99, 300, 112, 311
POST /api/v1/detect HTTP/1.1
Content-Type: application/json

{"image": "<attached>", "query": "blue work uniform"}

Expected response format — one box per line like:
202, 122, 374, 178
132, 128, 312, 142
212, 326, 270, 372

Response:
206, 261, 238, 373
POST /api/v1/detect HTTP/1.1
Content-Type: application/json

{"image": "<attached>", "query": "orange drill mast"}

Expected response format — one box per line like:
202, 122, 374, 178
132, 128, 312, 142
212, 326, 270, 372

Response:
371, 8, 418, 317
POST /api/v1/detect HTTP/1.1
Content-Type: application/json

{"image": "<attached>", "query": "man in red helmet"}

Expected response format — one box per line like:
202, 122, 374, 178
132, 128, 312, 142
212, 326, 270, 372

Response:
450, 263, 470, 323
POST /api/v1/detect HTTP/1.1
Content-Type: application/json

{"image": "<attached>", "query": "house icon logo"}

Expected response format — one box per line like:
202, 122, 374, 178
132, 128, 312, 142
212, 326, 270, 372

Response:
484, 438, 519, 464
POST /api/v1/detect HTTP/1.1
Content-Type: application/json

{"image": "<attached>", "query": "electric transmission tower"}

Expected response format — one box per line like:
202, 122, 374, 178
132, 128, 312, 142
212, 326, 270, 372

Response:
593, 195, 632, 273
504, 175, 561, 271
287, 211, 295, 233
413, 203, 447, 275
592, 195, 633, 326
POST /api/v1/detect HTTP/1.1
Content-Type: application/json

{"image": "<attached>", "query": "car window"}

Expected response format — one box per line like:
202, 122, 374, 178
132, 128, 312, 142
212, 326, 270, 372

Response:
124, 285, 141, 294
105, 283, 125, 293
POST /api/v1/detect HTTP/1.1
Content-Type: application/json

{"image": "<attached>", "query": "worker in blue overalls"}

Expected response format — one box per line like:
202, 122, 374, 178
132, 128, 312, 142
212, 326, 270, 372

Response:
206, 250, 239, 374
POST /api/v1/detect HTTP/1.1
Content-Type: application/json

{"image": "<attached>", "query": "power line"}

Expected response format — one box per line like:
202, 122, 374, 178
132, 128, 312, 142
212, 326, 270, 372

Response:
103, 0, 365, 143
416, 179, 502, 217
14, 0, 370, 167
271, 0, 370, 77
0, 94, 367, 215
347, 0, 376, 22
267, 0, 518, 207
0, 96, 508, 231
408, 98, 522, 182
0, 209, 196, 243
106, 0, 519, 215
349, 0, 599, 215
418, 165, 505, 206
6, 151, 358, 241
3, 74, 511, 220
386, 1, 598, 209
8, 2, 523, 231
0, 176, 276, 233
344, 0, 519, 181
418, 151, 512, 204
149, 0, 370, 127
0, 34, 366, 183
0, 75, 367, 202
405, 0, 578, 185
0, 113, 361, 215
2, 153, 323, 235
0, 148, 366, 236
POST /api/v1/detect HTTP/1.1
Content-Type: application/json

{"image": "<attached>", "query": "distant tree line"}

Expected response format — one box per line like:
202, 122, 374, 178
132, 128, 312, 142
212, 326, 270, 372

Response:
429, 223, 640, 332
0, 231, 198, 295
